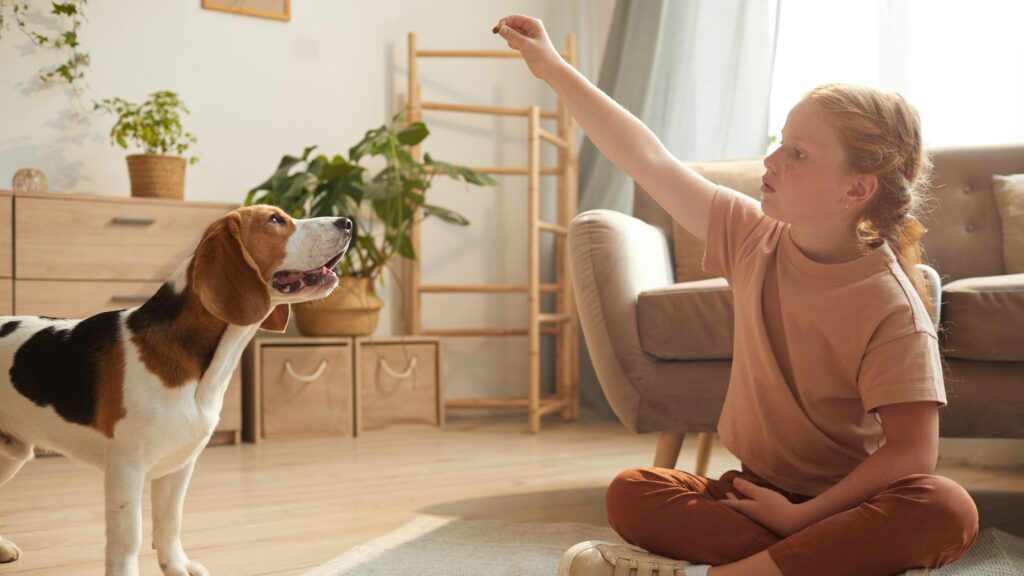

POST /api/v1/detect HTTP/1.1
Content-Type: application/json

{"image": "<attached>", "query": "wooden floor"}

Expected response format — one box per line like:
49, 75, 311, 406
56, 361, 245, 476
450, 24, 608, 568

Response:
1, 416, 1022, 576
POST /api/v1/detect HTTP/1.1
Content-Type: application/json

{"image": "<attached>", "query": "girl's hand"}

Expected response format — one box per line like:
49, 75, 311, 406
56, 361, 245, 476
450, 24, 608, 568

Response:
718, 477, 812, 537
492, 14, 563, 81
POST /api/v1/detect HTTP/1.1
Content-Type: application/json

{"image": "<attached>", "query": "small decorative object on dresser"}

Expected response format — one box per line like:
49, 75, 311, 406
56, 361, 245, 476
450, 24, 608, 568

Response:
355, 336, 443, 433
242, 337, 354, 442
93, 91, 199, 200
11, 168, 48, 194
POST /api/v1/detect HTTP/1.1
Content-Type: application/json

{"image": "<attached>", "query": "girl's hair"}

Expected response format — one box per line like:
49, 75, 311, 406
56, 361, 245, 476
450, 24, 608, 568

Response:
802, 83, 934, 311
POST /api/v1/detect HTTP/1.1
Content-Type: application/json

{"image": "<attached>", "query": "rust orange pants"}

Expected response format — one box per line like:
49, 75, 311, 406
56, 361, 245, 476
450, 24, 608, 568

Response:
605, 465, 978, 576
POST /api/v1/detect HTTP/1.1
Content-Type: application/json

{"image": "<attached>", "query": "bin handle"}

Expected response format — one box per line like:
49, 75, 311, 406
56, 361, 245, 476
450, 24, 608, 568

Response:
284, 359, 328, 382
379, 356, 417, 380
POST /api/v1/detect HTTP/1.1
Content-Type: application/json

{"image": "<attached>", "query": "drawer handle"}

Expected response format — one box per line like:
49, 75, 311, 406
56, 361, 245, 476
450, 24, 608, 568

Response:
285, 359, 328, 382
111, 216, 157, 225
376, 357, 418, 396
110, 295, 151, 302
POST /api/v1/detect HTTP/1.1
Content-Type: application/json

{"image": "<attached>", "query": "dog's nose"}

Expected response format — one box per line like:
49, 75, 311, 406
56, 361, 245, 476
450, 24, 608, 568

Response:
335, 218, 353, 231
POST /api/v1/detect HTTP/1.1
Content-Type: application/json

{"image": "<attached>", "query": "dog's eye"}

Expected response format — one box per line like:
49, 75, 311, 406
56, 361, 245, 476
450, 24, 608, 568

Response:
268, 214, 285, 225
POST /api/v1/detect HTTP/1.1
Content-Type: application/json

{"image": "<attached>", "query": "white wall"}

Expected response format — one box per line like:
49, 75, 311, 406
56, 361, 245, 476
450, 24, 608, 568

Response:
0, 0, 614, 403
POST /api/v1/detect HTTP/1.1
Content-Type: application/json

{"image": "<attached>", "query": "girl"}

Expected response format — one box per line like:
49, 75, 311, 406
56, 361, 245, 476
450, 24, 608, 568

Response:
493, 14, 979, 576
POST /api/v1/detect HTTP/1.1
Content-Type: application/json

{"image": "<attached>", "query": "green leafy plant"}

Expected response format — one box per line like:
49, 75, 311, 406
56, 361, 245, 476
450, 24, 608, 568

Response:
246, 109, 496, 283
0, 0, 89, 90
93, 91, 199, 164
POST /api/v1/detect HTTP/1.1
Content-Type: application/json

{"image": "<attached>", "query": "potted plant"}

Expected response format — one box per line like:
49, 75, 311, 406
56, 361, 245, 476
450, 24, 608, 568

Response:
246, 109, 496, 336
94, 90, 198, 199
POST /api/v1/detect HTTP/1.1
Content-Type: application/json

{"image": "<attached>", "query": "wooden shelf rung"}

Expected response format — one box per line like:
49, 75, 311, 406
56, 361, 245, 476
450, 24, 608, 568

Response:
447, 396, 528, 409
420, 101, 558, 119
537, 397, 571, 417
417, 49, 570, 59
424, 165, 562, 176
445, 395, 568, 410
419, 283, 559, 294
421, 327, 561, 337
538, 129, 570, 149
537, 221, 569, 235
538, 313, 572, 324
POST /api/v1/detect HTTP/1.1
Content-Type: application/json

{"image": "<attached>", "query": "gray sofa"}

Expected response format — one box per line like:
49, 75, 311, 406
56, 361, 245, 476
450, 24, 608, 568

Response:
569, 144, 1024, 473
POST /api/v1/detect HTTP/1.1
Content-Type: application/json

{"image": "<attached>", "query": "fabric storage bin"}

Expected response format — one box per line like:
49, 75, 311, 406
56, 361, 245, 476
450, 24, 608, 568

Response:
355, 336, 443, 433
243, 337, 353, 441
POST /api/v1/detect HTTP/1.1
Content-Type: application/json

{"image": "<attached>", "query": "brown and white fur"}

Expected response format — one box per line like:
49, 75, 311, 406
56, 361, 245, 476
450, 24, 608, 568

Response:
0, 205, 351, 576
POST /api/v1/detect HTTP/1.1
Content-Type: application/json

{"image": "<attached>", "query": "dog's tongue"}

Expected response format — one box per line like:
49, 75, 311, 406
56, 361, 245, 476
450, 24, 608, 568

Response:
272, 266, 335, 293
274, 270, 304, 285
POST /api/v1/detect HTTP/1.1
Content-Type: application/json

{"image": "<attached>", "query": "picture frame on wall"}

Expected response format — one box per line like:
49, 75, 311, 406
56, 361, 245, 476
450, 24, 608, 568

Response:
201, 0, 290, 22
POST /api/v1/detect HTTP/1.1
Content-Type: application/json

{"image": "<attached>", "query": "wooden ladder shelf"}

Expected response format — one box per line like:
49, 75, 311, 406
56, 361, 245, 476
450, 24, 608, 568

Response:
406, 32, 580, 432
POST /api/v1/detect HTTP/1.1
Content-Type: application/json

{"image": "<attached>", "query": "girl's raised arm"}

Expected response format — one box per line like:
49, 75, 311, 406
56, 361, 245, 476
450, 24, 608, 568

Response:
494, 14, 717, 241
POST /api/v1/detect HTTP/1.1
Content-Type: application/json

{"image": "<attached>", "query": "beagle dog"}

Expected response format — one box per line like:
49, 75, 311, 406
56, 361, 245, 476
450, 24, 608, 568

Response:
0, 205, 351, 576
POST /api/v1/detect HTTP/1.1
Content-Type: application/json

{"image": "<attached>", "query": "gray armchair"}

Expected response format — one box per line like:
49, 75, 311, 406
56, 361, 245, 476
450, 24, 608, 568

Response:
569, 145, 1024, 474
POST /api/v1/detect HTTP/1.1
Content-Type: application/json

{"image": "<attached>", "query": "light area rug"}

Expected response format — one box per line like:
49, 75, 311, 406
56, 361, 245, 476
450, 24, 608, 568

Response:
304, 516, 1024, 576
302, 515, 623, 576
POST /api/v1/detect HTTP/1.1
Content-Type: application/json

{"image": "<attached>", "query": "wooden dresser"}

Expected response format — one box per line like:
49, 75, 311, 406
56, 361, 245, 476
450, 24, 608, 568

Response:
0, 189, 242, 444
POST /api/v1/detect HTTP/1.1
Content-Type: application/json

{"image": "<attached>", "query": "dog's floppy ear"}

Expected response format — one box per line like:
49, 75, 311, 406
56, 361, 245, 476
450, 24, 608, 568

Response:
192, 213, 271, 326
260, 304, 290, 332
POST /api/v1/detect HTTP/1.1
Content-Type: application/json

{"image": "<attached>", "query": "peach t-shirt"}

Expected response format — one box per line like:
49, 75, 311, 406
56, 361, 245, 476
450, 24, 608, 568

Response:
702, 186, 946, 497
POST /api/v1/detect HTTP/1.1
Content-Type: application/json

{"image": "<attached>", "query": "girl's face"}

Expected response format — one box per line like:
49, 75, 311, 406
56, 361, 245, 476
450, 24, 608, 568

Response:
761, 99, 863, 226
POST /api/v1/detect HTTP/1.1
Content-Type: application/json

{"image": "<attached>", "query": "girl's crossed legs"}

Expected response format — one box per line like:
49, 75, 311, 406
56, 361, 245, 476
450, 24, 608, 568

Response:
605, 465, 978, 576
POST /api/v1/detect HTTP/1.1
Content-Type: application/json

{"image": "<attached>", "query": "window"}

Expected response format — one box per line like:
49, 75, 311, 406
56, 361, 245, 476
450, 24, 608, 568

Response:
769, 0, 1024, 148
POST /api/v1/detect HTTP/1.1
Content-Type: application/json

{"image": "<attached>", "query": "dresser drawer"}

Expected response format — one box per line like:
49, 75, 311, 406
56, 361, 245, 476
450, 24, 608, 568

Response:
0, 194, 11, 277
15, 279, 162, 318
0, 279, 11, 315
355, 337, 443, 433
256, 342, 353, 440
15, 196, 228, 281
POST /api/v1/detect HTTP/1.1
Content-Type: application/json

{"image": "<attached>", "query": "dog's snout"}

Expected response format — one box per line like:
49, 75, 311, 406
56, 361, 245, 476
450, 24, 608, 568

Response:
335, 218, 353, 232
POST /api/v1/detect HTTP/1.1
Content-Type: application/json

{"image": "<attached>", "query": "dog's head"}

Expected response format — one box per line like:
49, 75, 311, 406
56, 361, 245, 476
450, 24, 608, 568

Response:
191, 205, 352, 332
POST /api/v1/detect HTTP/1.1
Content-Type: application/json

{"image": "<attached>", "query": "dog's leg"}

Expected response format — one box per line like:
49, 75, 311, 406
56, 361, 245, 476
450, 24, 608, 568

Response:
104, 452, 146, 576
0, 432, 33, 564
152, 456, 209, 576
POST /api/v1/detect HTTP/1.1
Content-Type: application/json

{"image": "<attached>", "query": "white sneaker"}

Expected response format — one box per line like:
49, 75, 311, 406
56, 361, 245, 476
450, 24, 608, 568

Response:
557, 540, 692, 576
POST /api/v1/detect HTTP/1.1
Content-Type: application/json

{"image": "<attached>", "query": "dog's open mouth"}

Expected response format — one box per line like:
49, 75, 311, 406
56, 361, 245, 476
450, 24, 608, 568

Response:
271, 251, 345, 294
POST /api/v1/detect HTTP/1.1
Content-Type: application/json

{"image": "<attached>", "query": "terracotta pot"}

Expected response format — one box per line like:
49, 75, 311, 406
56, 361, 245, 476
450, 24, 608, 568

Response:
126, 154, 186, 199
294, 276, 383, 336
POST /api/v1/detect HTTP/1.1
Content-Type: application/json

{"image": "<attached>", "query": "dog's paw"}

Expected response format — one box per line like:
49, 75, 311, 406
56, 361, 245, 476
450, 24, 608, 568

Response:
162, 560, 209, 576
0, 538, 21, 563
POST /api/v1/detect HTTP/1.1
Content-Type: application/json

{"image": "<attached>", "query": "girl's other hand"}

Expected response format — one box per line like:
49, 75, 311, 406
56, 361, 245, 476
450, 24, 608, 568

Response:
492, 14, 563, 81
718, 477, 813, 537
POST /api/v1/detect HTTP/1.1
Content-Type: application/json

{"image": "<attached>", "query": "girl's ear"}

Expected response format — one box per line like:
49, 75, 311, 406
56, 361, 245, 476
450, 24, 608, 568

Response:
192, 213, 272, 326
847, 173, 878, 207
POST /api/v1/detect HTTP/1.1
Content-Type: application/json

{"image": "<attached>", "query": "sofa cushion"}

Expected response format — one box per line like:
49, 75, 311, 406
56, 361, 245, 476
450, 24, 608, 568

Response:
941, 273, 1024, 361
638, 277, 733, 360
993, 174, 1024, 273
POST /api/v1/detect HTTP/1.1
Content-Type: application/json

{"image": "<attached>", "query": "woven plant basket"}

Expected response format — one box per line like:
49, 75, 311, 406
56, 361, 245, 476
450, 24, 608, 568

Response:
126, 154, 186, 199
294, 276, 384, 336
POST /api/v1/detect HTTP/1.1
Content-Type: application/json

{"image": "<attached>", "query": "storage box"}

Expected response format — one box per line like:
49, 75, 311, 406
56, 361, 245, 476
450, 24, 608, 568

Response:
355, 336, 443, 433
243, 337, 353, 441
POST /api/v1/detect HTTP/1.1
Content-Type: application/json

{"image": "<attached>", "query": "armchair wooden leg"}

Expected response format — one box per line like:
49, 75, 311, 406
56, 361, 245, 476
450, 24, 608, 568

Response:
695, 432, 714, 477
653, 432, 684, 469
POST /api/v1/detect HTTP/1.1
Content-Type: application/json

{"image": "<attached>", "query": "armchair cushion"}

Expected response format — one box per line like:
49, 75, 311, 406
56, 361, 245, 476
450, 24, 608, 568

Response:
672, 159, 764, 283
940, 273, 1024, 361
638, 278, 733, 360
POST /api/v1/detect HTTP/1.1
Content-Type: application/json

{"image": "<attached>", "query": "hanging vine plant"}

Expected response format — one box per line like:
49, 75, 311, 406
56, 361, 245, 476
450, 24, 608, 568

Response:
0, 0, 90, 92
